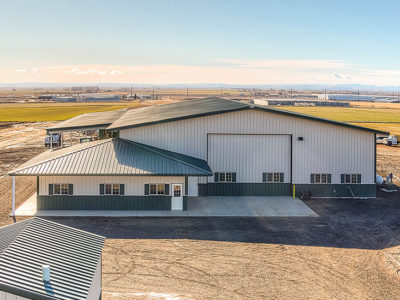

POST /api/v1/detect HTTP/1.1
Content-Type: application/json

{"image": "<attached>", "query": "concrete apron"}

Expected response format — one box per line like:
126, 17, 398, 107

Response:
14, 195, 318, 217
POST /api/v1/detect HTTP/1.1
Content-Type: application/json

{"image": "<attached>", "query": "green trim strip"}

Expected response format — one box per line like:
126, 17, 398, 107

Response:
294, 184, 376, 198
199, 183, 291, 196
38, 195, 172, 210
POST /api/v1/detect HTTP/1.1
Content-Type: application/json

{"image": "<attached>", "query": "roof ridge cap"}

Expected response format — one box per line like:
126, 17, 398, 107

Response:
121, 139, 211, 174
9, 139, 112, 175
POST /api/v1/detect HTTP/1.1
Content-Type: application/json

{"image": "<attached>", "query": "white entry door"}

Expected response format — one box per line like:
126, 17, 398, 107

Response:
171, 184, 183, 210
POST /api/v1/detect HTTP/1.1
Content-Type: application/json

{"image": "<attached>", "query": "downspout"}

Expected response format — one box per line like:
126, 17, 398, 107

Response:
12, 176, 16, 222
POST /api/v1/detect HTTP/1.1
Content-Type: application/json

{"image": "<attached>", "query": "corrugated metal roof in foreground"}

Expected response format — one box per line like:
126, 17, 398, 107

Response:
0, 217, 105, 300
47, 109, 127, 132
107, 97, 249, 130
9, 138, 212, 176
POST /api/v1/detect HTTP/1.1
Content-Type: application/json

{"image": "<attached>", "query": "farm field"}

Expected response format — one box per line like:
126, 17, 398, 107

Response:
275, 104, 400, 136
0, 102, 132, 121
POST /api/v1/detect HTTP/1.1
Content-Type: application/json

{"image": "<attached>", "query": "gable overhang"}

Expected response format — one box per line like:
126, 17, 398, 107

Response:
107, 106, 250, 131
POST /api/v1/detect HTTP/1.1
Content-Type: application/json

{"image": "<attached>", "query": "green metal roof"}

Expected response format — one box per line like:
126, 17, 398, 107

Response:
47, 97, 388, 135
9, 138, 212, 176
47, 109, 127, 133
0, 217, 105, 300
106, 97, 388, 134
106, 97, 249, 130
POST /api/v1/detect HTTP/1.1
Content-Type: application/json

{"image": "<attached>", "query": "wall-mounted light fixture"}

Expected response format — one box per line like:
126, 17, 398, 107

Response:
298, 137, 304, 141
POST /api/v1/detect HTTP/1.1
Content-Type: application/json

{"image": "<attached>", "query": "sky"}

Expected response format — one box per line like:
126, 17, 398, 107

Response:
1, 0, 400, 87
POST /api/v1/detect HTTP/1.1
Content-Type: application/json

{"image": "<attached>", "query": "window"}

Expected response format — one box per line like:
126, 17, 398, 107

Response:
215, 172, 236, 183
342, 174, 361, 184
149, 184, 165, 195
105, 183, 120, 195
263, 172, 284, 183
218, 172, 233, 182
53, 183, 69, 195
173, 185, 181, 197
311, 174, 331, 184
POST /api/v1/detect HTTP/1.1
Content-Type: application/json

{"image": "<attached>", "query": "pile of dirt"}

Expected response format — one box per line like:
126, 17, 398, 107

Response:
377, 144, 400, 182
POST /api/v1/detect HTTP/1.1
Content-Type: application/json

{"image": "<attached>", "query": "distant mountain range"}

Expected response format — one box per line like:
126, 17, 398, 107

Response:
0, 82, 399, 92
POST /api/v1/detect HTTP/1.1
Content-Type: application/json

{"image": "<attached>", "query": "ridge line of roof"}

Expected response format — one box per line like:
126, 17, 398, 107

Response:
9, 139, 112, 175
107, 105, 249, 130
121, 139, 212, 174
0, 219, 33, 257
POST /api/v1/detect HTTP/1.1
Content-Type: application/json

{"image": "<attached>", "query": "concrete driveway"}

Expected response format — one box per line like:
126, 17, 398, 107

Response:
187, 196, 317, 217
22, 196, 317, 217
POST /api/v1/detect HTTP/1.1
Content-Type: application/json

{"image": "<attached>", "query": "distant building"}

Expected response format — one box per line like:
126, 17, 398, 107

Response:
54, 96, 77, 102
318, 94, 374, 101
254, 99, 350, 107
77, 94, 120, 102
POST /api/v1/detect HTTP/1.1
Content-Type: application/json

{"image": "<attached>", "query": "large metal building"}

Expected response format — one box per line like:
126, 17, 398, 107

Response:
9, 97, 386, 211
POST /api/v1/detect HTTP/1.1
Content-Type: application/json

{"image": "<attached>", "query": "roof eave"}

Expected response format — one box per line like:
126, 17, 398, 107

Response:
46, 123, 112, 133
9, 172, 213, 177
0, 283, 57, 300
107, 106, 250, 131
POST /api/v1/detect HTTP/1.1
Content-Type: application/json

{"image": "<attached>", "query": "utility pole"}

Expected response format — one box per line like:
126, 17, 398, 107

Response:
152, 84, 155, 100
187, 87, 189, 100
325, 88, 327, 100
358, 89, 360, 101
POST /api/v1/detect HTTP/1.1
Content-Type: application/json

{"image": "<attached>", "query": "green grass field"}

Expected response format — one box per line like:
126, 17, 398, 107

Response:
275, 106, 400, 136
0, 103, 132, 121
276, 106, 400, 122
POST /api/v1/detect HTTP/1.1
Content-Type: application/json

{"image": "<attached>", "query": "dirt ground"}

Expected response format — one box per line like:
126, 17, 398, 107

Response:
52, 191, 400, 300
1, 122, 400, 299
377, 144, 400, 182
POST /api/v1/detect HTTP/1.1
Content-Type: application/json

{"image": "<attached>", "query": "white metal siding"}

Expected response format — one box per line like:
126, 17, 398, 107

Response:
208, 134, 290, 183
39, 176, 184, 195
120, 109, 375, 184
187, 176, 199, 196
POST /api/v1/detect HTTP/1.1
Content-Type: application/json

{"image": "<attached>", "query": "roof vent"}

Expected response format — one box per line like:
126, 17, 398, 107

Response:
42, 265, 51, 282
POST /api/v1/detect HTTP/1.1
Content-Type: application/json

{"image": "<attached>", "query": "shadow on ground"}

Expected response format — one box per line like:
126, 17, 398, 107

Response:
46, 189, 400, 250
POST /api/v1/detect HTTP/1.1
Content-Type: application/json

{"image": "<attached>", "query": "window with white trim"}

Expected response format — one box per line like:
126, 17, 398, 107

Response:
105, 183, 120, 195
264, 172, 284, 183
220, 172, 232, 182
53, 183, 69, 195
342, 173, 361, 184
149, 184, 165, 195
311, 174, 331, 184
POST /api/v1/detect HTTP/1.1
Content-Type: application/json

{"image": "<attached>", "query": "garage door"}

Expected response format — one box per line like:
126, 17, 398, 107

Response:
207, 134, 291, 183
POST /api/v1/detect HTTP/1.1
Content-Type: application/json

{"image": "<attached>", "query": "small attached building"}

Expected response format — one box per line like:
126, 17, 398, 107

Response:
0, 217, 105, 300
9, 97, 386, 211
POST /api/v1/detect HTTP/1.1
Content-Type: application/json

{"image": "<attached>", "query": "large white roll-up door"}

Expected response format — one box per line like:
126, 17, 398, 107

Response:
207, 134, 291, 183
